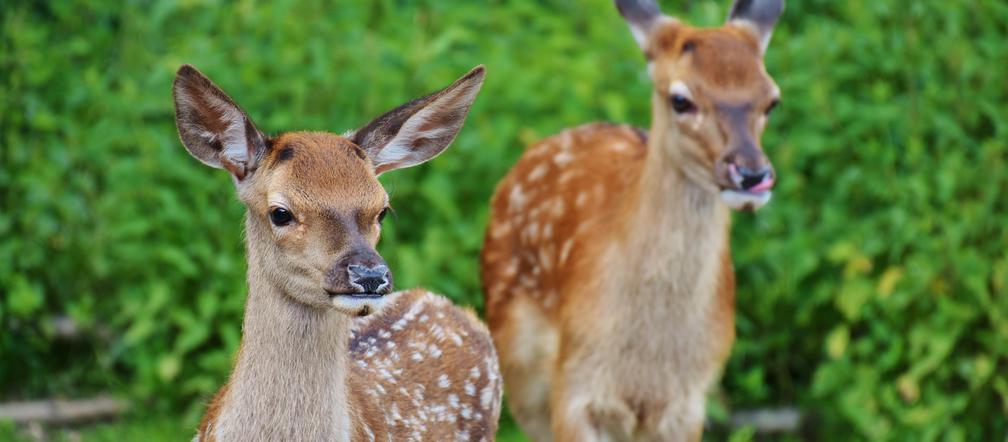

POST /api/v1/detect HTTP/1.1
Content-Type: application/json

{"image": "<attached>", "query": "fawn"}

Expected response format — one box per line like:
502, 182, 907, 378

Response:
481, 0, 784, 440
173, 64, 501, 441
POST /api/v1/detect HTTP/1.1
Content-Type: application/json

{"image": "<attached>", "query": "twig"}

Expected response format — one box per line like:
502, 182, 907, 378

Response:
0, 396, 125, 424
729, 407, 803, 433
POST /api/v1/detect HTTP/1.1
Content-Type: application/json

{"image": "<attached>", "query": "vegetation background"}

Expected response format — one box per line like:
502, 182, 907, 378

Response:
2, 0, 1006, 440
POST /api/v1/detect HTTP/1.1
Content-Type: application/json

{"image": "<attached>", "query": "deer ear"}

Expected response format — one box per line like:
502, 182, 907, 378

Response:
727, 0, 785, 54
172, 65, 269, 181
615, 0, 664, 50
349, 65, 486, 175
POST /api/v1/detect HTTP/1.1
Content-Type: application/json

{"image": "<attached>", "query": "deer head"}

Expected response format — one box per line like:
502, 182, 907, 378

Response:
173, 64, 485, 315
617, 0, 784, 210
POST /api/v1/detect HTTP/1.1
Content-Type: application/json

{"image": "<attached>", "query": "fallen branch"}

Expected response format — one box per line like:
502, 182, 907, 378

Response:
729, 407, 803, 433
0, 396, 125, 424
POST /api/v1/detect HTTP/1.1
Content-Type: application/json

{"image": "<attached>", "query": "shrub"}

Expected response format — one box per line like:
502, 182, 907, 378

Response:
1, 0, 1005, 439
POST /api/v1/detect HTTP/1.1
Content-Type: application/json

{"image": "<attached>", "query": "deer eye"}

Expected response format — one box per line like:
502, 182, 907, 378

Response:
377, 207, 390, 225
670, 94, 696, 114
269, 207, 294, 226
765, 99, 780, 115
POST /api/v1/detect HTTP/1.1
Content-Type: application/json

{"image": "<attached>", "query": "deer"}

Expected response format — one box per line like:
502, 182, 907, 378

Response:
480, 0, 785, 440
172, 64, 502, 442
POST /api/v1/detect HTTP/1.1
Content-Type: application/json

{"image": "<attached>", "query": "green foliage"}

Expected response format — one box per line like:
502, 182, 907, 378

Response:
0, 415, 189, 442
1, 0, 1005, 440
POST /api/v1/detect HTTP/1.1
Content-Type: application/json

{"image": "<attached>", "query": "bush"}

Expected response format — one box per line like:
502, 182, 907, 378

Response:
1, 0, 1005, 439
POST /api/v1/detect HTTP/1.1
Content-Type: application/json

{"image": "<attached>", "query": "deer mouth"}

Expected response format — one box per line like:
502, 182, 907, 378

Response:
328, 291, 394, 317
327, 291, 387, 300
718, 163, 774, 211
720, 189, 772, 211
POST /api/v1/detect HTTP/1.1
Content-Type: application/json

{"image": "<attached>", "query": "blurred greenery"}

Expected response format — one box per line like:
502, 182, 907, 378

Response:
0, 415, 189, 442
1, 0, 1006, 440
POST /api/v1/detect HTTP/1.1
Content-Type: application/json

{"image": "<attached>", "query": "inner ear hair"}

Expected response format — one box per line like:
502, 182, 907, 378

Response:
349, 65, 486, 175
172, 64, 270, 180
616, 0, 665, 50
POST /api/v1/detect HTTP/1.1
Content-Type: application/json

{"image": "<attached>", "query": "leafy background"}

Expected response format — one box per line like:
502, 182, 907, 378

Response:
1, 0, 1006, 440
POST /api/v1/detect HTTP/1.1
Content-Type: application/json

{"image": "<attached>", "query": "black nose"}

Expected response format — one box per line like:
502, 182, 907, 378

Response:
347, 264, 391, 294
736, 166, 774, 191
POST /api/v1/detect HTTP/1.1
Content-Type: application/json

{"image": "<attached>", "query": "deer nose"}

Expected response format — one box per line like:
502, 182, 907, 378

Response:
347, 264, 392, 294
730, 164, 775, 193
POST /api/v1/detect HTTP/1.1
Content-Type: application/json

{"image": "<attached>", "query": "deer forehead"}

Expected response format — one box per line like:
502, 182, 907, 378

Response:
651, 25, 776, 101
263, 132, 387, 211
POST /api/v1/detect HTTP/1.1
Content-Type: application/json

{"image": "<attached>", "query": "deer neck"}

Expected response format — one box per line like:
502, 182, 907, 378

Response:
214, 215, 354, 441
610, 95, 731, 309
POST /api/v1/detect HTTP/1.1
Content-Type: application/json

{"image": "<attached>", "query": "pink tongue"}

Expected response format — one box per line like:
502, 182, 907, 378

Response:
749, 177, 775, 193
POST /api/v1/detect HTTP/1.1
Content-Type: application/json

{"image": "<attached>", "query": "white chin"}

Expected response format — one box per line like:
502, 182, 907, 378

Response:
331, 293, 397, 316
720, 190, 772, 211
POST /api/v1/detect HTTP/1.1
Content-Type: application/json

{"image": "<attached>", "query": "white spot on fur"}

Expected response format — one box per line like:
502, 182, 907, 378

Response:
438, 374, 451, 388
553, 150, 574, 166
558, 170, 579, 184
504, 259, 519, 276
480, 385, 494, 410
524, 222, 539, 241
490, 221, 512, 239
527, 163, 548, 181
428, 344, 442, 358
538, 247, 554, 271
550, 199, 565, 217
559, 239, 574, 264
509, 185, 528, 211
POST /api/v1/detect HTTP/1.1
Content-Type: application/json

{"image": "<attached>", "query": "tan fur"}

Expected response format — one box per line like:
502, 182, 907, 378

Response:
481, 4, 782, 441
174, 65, 500, 441
198, 286, 502, 441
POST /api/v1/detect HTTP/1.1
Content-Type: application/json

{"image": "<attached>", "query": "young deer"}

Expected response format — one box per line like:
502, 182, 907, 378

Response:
481, 1, 784, 440
173, 64, 502, 441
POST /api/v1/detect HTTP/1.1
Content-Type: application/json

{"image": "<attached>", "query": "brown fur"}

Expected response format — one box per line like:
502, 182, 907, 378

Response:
347, 289, 501, 441
481, 2, 783, 440
197, 287, 501, 442
174, 65, 500, 441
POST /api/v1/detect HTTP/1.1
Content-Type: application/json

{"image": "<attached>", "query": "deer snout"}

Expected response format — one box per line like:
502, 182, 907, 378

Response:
729, 164, 775, 193
719, 146, 775, 193
347, 264, 392, 295
718, 147, 775, 211
324, 249, 394, 297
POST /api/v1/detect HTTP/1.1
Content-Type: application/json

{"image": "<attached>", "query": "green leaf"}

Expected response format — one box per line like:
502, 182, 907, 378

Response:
7, 276, 43, 317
